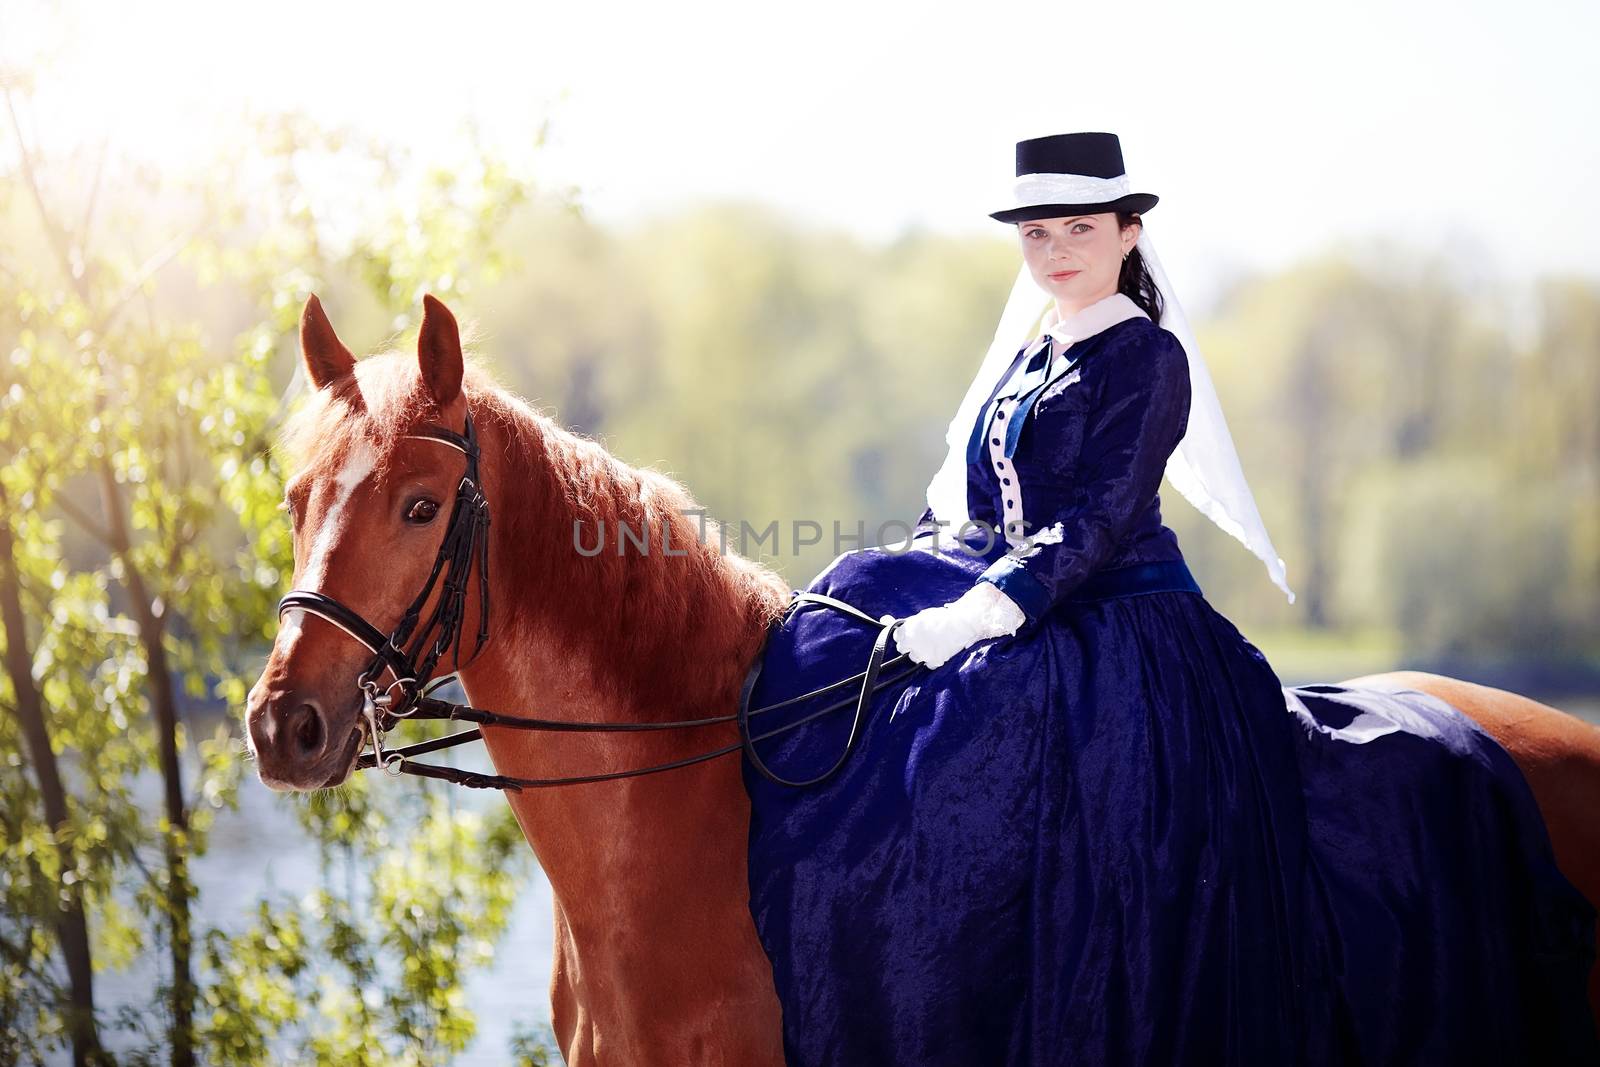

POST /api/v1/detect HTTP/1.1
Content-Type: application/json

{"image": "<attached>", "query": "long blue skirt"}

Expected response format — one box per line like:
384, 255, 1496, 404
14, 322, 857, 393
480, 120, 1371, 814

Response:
740, 544, 1598, 1066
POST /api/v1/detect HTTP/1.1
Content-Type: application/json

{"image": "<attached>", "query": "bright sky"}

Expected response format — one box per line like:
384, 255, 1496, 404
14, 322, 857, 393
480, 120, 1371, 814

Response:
4, 0, 1597, 309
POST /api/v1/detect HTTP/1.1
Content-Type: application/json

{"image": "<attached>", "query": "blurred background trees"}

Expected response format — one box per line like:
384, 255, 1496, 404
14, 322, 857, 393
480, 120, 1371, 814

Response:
3, 60, 1597, 1067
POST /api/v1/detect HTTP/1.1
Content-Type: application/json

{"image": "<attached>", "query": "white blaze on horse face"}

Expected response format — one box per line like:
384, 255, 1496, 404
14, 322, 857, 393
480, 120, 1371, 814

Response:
278, 437, 379, 655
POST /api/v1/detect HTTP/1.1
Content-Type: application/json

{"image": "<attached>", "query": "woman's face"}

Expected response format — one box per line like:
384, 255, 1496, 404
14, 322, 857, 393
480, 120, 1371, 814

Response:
1017, 213, 1139, 313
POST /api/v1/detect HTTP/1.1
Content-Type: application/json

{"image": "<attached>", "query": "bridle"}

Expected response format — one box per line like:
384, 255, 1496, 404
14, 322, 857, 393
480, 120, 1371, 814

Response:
275, 410, 914, 792
277, 415, 492, 764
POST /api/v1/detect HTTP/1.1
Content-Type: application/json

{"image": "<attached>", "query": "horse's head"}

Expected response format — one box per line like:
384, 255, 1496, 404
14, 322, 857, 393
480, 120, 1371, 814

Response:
246, 294, 485, 791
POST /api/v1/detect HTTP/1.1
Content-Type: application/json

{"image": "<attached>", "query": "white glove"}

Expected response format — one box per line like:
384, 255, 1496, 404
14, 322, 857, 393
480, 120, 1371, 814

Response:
881, 581, 1027, 670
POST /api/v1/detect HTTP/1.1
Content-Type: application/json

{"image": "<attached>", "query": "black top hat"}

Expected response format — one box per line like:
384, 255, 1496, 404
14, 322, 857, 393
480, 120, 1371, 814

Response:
990, 132, 1158, 224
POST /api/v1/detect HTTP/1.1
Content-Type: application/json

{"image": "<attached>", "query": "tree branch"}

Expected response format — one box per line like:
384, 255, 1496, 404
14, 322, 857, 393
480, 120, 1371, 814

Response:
50, 493, 111, 548
76, 136, 109, 252
6, 86, 206, 339
163, 522, 199, 578
94, 222, 209, 335
2, 86, 89, 305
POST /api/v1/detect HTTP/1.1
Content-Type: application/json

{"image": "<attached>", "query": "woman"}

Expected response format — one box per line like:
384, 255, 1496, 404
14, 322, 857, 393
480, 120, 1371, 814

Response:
740, 132, 1597, 1066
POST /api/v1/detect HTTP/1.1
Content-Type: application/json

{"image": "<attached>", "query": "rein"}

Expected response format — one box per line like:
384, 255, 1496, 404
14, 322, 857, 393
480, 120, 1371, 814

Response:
276, 411, 915, 792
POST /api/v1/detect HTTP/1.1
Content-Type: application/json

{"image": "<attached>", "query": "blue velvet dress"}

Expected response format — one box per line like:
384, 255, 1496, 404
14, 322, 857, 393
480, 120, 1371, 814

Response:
740, 310, 1599, 1065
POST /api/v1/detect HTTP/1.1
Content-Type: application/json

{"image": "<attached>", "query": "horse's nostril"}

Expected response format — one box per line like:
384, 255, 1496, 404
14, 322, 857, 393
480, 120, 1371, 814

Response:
289, 702, 325, 755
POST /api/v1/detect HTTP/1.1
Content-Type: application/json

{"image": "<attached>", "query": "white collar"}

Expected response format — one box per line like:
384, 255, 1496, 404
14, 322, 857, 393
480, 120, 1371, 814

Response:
1024, 291, 1149, 357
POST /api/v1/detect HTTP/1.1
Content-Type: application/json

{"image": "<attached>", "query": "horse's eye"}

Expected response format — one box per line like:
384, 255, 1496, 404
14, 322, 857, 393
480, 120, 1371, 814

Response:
406, 499, 441, 525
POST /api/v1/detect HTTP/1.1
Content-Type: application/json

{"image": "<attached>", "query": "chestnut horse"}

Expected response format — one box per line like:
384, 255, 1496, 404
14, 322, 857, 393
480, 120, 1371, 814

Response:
245, 294, 1600, 1065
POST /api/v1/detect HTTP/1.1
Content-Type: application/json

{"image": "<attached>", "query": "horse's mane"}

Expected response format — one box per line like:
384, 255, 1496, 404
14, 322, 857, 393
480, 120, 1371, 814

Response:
276, 347, 792, 715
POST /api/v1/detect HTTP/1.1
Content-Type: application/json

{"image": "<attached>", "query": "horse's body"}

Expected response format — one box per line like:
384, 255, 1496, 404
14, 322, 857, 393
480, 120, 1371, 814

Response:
1345, 670, 1600, 1026
247, 296, 1600, 1065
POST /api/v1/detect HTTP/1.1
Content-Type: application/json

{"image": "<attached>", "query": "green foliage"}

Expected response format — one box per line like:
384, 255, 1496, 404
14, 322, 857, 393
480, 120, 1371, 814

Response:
474, 203, 1017, 586
1339, 457, 1596, 663
507, 1018, 560, 1066
3, 92, 549, 1063
1189, 247, 1600, 670
197, 796, 532, 1066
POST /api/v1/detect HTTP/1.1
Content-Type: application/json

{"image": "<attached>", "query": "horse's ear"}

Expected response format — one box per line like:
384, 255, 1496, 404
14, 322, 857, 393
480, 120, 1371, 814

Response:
299, 294, 355, 390
418, 294, 463, 408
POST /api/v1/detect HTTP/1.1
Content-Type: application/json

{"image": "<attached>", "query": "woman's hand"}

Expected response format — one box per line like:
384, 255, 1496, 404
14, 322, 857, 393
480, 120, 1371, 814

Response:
882, 582, 1027, 669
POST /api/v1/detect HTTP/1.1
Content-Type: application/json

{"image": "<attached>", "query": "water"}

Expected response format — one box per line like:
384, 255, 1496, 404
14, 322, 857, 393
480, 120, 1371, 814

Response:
85, 745, 556, 1066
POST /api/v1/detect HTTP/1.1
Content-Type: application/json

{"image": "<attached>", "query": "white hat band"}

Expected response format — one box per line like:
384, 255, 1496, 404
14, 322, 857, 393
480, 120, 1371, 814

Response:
1010, 172, 1131, 209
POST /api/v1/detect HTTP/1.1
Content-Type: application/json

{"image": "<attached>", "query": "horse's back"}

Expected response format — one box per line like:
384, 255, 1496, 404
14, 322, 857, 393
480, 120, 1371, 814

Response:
1337, 670, 1600, 1038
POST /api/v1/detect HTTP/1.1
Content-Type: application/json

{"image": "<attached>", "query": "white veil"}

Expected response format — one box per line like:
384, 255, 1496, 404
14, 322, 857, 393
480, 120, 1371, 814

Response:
924, 218, 1297, 604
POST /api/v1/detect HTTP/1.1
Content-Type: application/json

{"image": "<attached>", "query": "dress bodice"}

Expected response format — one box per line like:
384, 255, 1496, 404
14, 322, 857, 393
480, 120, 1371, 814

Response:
914, 311, 1192, 626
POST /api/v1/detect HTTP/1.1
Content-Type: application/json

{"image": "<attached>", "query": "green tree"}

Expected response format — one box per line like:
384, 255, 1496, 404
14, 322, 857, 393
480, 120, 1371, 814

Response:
2, 85, 554, 1063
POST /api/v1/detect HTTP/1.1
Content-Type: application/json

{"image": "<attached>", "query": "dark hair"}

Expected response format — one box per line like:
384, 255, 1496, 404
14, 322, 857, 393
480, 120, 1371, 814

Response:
1116, 212, 1163, 325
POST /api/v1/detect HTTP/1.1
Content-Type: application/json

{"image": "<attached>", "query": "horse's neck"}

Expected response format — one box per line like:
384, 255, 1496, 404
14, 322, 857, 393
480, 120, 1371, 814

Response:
457, 397, 788, 965
465, 396, 788, 715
